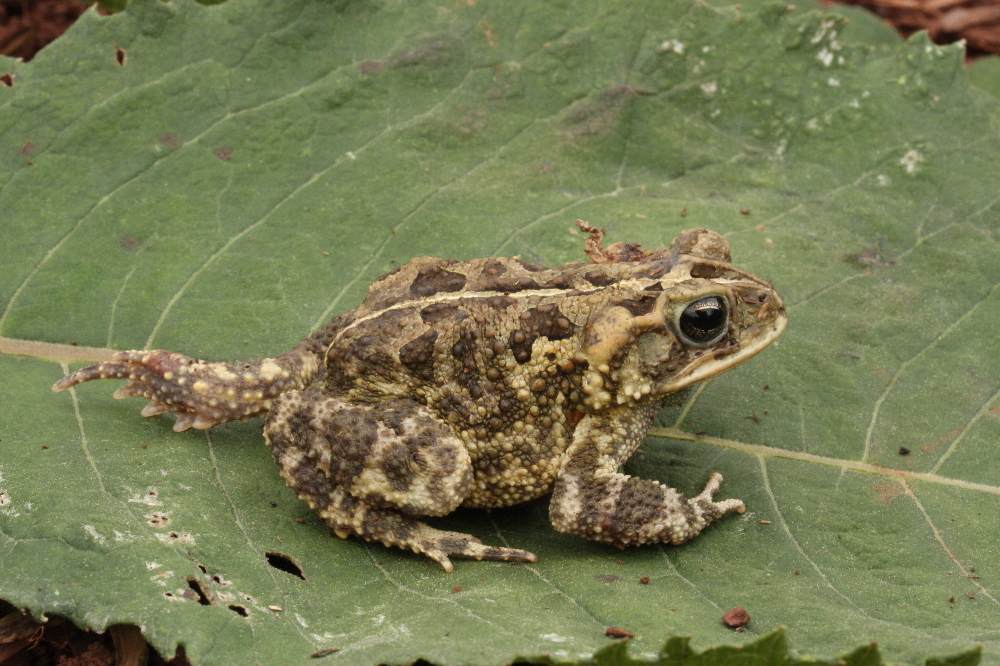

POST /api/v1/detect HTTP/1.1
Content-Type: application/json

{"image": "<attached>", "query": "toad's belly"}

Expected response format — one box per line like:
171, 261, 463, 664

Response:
460, 447, 568, 508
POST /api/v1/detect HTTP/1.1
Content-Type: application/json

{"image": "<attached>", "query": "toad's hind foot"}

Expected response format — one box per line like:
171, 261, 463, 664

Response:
344, 519, 538, 573
414, 530, 539, 573
321, 503, 537, 572
52, 348, 318, 431
694, 472, 746, 515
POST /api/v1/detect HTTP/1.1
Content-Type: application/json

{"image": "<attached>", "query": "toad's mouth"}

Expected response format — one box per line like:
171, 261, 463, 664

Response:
655, 307, 787, 395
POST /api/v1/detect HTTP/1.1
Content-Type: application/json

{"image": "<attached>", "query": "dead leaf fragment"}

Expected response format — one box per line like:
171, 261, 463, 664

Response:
722, 607, 750, 628
605, 626, 633, 638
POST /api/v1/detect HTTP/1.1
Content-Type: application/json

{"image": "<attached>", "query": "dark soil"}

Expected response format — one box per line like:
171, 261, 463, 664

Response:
0, 0, 88, 61
0, 600, 189, 665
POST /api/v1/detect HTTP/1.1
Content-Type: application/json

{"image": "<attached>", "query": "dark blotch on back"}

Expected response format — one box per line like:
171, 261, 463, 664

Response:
481, 258, 507, 278
691, 264, 739, 280
540, 271, 577, 289
410, 265, 467, 298
374, 264, 404, 282
345, 309, 413, 363
584, 268, 616, 287
480, 275, 541, 293
478, 295, 516, 311
509, 303, 576, 364
420, 302, 464, 325
398, 329, 439, 381
616, 296, 657, 317
516, 259, 545, 272
475, 256, 544, 293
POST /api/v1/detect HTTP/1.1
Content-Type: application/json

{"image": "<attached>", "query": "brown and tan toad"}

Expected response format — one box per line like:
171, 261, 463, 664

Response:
53, 222, 786, 571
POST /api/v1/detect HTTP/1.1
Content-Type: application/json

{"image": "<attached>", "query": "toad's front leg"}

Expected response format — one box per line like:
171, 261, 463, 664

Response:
549, 404, 745, 548
52, 346, 319, 431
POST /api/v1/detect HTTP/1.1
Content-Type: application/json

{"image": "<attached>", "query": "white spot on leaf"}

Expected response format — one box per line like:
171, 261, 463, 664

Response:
129, 487, 162, 506
900, 149, 923, 174
660, 39, 684, 54
84, 525, 106, 543
810, 19, 836, 43
700, 81, 717, 94
156, 531, 194, 545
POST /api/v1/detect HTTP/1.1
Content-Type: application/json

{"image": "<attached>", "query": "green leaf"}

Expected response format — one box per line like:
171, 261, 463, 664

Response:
967, 55, 1000, 101
1, 0, 998, 664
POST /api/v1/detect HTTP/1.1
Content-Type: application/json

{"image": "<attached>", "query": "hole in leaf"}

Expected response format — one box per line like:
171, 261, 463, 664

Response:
185, 579, 213, 606
265, 552, 305, 580
114, 45, 126, 66
227, 604, 249, 617
0, 74, 13, 87
196, 563, 207, 574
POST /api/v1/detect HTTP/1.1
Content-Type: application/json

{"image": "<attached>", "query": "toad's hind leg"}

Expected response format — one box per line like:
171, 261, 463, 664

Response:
51, 346, 319, 431
264, 391, 538, 572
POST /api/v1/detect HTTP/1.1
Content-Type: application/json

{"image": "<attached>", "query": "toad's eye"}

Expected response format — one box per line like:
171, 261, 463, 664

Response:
678, 296, 728, 345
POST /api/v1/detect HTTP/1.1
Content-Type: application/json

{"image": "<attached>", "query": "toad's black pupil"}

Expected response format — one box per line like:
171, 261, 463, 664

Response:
679, 296, 728, 343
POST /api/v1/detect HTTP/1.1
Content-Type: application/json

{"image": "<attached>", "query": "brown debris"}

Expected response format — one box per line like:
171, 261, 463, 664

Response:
575, 220, 650, 264
604, 626, 634, 639
722, 606, 751, 628
310, 648, 341, 658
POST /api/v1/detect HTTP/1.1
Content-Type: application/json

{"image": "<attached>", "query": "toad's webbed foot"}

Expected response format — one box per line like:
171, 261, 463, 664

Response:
333, 512, 539, 573
52, 348, 318, 431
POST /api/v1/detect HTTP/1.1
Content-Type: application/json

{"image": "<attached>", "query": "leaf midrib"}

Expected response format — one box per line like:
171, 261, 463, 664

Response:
6, 336, 993, 498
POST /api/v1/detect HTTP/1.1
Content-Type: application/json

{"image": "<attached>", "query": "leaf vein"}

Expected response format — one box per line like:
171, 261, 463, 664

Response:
486, 514, 605, 629
861, 279, 1000, 463
899, 477, 1000, 606
649, 427, 1000, 495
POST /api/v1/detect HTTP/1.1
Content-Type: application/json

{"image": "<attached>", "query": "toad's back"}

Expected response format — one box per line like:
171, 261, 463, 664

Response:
318, 255, 662, 507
